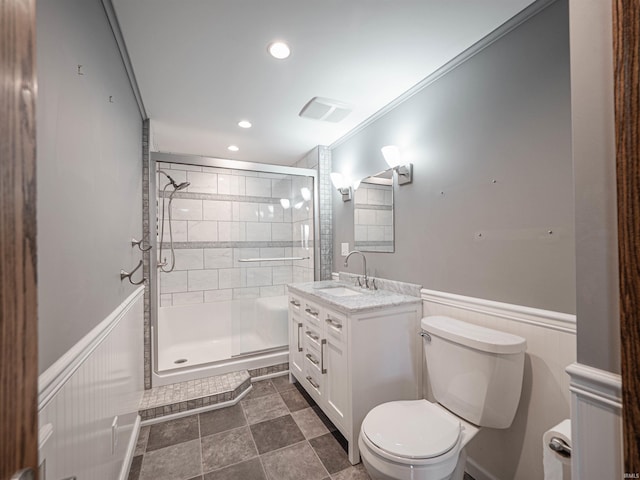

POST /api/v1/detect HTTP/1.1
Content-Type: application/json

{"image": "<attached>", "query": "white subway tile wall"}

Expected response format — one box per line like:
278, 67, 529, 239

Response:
157, 164, 315, 306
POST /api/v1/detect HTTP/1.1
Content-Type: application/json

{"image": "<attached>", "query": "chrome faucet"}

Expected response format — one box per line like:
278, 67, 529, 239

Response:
344, 250, 368, 289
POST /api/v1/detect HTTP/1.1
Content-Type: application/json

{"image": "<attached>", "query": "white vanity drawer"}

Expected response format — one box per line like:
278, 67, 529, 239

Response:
304, 347, 322, 373
324, 310, 346, 344
303, 322, 322, 350
288, 295, 303, 312
303, 360, 325, 401
303, 301, 322, 326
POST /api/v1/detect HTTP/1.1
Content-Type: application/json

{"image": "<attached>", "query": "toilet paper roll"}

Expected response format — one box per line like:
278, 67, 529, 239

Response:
543, 419, 572, 480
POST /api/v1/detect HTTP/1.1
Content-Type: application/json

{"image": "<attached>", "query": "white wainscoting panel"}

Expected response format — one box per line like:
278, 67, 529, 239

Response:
422, 289, 576, 480
566, 363, 622, 480
38, 287, 144, 480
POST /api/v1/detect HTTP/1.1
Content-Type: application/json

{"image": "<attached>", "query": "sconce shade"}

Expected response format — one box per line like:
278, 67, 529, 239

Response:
330, 172, 348, 189
381, 145, 401, 168
330, 172, 353, 201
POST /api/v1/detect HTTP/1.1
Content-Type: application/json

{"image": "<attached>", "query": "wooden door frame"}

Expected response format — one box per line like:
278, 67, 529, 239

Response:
0, 0, 39, 478
614, 0, 640, 474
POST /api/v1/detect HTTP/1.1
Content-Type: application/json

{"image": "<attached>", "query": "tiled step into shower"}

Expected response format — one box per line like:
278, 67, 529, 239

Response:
139, 363, 287, 421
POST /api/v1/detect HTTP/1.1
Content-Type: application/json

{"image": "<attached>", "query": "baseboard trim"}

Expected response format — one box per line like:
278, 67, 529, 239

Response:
421, 288, 576, 334
38, 286, 145, 410
120, 415, 142, 480
465, 457, 500, 480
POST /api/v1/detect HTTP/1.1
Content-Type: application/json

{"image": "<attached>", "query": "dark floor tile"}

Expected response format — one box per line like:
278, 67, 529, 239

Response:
139, 439, 202, 480
463, 473, 476, 480
204, 457, 266, 480
250, 414, 305, 454
201, 426, 258, 472
261, 441, 328, 480
280, 387, 313, 412
331, 464, 371, 480
245, 380, 277, 400
270, 374, 297, 392
241, 393, 289, 424
146, 414, 199, 452
127, 455, 143, 480
309, 433, 351, 474
200, 404, 246, 436
135, 426, 150, 455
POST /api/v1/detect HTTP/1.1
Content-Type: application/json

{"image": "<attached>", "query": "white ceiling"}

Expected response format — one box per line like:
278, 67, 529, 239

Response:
113, 0, 535, 166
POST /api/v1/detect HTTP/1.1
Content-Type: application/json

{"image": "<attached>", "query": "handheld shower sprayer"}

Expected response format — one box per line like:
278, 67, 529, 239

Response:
157, 170, 191, 272
158, 170, 190, 191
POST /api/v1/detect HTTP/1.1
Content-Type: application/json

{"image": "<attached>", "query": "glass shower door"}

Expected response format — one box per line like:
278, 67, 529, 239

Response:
231, 172, 315, 357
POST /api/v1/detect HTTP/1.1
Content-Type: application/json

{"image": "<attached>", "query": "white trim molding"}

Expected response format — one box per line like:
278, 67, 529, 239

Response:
421, 288, 576, 333
566, 363, 623, 480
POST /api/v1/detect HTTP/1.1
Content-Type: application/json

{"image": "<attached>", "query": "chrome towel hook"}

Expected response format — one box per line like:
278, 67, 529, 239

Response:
120, 260, 146, 285
131, 237, 152, 252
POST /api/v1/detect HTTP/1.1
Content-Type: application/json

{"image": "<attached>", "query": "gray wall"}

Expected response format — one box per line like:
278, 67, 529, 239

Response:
37, 0, 143, 372
332, 0, 575, 314
568, 0, 620, 373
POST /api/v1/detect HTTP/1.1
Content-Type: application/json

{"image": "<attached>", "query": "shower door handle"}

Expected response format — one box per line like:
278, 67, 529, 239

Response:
297, 322, 303, 352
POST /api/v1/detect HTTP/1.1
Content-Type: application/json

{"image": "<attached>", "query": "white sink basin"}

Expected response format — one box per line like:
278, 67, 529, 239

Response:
320, 286, 363, 297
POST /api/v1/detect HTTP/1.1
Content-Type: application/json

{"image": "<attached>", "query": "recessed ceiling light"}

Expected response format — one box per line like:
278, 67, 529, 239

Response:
268, 41, 290, 60
228, 145, 239, 152
238, 120, 252, 129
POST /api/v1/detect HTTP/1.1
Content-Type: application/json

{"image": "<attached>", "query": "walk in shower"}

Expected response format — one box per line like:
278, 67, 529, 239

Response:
149, 152, 318, 386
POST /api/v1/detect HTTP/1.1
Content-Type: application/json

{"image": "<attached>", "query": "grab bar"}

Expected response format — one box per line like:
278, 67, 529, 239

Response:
120, 260, 146, 285
131, 237, 152, 252
238, 256, 310, 263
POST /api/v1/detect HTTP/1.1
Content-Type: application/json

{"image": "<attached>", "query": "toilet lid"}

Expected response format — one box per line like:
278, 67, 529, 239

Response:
362, 400, 461, 459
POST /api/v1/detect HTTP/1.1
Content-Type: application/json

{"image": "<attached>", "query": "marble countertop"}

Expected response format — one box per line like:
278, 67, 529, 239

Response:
287, 280, 421, 314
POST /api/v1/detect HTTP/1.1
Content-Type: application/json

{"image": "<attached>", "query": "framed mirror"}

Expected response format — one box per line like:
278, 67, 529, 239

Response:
354, 169, 394, 252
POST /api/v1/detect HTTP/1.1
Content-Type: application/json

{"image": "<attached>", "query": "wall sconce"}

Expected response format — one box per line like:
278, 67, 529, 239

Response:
381, 145, 413, 185
330, 172, 359, 201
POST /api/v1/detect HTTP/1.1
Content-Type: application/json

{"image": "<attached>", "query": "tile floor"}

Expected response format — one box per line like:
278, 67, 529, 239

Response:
128, 375, 371, 480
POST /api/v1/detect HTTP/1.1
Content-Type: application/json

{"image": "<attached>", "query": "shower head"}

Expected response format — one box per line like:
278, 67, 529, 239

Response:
159, 170, 190, 191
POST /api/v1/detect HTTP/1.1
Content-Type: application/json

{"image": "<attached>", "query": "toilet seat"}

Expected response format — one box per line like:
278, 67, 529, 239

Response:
361, 400, 462, 462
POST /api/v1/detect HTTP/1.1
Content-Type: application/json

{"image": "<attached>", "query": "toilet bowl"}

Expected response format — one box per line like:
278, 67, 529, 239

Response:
359, 316, 527, 480
358, 400, 477, 480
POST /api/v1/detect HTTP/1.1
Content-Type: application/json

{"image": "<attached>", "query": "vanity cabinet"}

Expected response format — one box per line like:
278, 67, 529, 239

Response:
287, 285, 422, 464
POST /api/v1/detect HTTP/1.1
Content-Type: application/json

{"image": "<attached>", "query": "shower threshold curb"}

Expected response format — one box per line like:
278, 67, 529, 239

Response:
139, 369, 251, 421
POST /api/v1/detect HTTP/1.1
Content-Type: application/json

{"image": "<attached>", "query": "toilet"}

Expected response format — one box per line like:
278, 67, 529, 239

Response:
358, 315, 527, 480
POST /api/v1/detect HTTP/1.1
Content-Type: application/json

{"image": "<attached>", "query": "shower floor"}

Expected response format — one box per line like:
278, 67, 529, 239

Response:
157, 298, 289, 372
158, 332, 286, 371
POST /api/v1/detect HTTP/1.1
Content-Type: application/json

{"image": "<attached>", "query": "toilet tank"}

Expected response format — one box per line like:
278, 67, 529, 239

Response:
421, 316, 526, 429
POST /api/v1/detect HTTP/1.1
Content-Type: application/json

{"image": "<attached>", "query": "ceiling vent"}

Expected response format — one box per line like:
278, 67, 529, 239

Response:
299, 97, 353, 123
